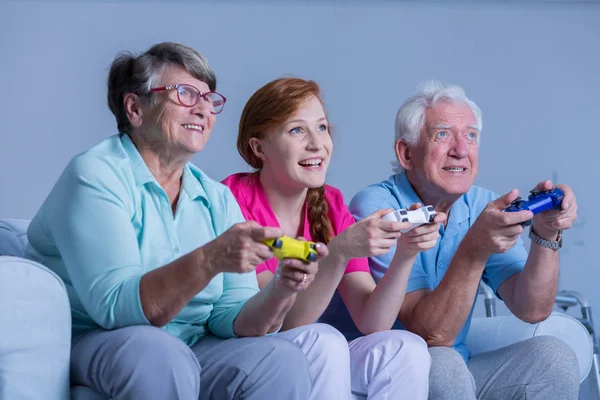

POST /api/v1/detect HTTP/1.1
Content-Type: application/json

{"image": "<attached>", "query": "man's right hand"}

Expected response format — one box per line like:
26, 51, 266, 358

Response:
203, 221, 283, 275
465, 189, 533, 256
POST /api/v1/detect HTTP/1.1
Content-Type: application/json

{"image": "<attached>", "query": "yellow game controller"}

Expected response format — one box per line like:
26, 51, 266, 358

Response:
263, 236, 318, 263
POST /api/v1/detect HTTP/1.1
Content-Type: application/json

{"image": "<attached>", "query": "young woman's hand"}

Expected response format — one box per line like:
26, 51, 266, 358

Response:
273, 239, 328, 295
330, 209, 410, 260
395, 203, 446, 260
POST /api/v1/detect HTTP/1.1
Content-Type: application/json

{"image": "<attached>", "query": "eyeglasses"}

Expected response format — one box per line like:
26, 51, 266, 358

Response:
149, 84, 227, 114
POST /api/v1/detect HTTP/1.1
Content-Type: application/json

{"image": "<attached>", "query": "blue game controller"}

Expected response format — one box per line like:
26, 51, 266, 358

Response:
504, 187, 565, 226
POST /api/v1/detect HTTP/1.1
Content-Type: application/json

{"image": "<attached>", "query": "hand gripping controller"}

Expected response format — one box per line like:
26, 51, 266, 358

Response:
503, 187, 564, 226
263, 236, 319, 263
381, 205, 437, 233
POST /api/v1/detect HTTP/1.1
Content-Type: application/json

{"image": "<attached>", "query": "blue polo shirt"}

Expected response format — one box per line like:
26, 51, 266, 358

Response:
26, 134, 259, 346
348, 173, 527, 361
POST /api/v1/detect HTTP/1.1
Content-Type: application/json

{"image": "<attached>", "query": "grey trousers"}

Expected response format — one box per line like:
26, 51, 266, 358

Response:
428, 336, 580, 400
70, 325, 311, 400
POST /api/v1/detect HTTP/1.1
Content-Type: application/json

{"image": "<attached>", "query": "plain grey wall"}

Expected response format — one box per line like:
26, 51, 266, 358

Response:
1, 0, 598, 327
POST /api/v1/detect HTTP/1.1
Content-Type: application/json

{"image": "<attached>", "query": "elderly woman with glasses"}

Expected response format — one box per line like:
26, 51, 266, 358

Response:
25, 42, 351, 400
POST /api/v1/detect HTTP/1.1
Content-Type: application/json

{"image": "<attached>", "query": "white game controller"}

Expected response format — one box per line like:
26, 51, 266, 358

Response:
381, 205, 437, 233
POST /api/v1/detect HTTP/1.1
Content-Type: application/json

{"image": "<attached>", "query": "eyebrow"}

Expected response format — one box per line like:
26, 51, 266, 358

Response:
432, 123, 479, 130
286, 117, 328, 125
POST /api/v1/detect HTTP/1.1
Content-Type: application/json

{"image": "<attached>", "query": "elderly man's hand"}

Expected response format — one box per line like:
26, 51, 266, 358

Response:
531, 180, 578, 241
273, 239, 327, 295
204, 221, 283, 275
464, 189, 533, 256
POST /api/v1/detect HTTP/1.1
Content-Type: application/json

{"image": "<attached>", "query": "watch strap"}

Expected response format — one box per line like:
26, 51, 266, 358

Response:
529, 228, 562, 250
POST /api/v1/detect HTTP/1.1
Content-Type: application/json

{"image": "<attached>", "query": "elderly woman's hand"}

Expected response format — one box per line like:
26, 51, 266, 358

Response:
203, 221, 283, 275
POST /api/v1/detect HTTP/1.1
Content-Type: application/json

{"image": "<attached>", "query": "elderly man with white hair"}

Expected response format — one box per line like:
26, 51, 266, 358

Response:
348, 81, 580, 399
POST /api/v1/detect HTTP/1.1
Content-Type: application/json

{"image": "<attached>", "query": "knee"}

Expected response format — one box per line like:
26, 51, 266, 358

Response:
428, 346, 473, 390
112, 326, 201, 385
529, 335, 580, 385
262, 337, 312, 385
299, 323, 350, 360
364, 331, 431, 372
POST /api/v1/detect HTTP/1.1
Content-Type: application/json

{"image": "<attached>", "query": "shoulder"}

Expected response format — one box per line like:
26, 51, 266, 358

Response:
221, 172, 256, 198
188, 165, 239, 204
350, 176, 399, 214
323, 185, 346, 208
62, 135, 133, 191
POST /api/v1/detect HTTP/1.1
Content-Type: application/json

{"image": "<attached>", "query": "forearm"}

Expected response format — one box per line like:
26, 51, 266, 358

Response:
234, 280, 297, 336
406, 243, 488, 346
509, 244, 559, 322
140, 248, 216, 326
281, 250, 348, 330
354, 254, 414, 335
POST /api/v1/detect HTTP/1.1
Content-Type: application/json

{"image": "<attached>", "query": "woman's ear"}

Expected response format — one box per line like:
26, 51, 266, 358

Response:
123, 93, 144, 128
248, 137, 265, 160
395, 139, 414, 171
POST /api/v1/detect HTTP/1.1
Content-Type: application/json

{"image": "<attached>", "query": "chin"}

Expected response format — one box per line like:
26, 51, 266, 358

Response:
299, 177, 326, 189
443, 182, 473, 196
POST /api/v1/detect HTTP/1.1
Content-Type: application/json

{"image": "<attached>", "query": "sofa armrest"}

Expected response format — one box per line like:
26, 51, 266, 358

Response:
466, 312, 593, 383
0, 256, 71, 400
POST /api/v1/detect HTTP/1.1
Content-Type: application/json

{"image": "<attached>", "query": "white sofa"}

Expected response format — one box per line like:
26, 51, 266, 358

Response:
0, 218, 594, 400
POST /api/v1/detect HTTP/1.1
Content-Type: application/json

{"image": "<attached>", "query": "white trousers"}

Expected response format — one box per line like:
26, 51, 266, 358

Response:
276, 323, 353, 400
276, 325, 431, 400
349, 330, 431, 400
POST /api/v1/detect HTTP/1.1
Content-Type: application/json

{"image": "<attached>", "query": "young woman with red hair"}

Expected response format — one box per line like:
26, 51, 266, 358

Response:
223, 78, 445, 399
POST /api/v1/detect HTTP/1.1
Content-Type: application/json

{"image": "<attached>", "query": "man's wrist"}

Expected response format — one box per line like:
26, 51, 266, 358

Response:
530, 222, 560, 242
529, 227, 562, 250
460, 233, 492, 263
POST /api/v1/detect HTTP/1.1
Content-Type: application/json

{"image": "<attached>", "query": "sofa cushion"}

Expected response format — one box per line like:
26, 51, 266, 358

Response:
0, 256, 71, 399
0, 221, 26, 257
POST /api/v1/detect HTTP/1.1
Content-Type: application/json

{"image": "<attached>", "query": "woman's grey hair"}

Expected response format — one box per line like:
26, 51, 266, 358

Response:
391, 80, 482, 173
107, 42, 216, 134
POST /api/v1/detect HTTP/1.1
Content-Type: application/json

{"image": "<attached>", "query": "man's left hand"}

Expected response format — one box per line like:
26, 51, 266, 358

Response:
531, 180, 578, 240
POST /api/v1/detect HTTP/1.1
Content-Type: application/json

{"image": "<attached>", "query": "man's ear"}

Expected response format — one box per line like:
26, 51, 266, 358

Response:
248, 137, 265, 160
395, 139, 414, 171
123, 93, 144, 128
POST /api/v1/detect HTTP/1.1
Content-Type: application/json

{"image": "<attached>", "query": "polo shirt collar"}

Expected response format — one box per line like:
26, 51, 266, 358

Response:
393, 172, 469, 224
121, 134, 209, 206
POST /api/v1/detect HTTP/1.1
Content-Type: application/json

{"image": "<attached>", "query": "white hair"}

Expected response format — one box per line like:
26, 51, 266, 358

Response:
391, 80, 482, 173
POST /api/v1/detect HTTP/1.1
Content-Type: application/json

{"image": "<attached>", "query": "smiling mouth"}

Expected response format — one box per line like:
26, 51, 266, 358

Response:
298, 159, 324, 168
182, 124, 204, 133
443, 167, 466, 172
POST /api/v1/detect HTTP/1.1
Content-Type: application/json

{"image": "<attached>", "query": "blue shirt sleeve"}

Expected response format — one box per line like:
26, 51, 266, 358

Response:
35, 154, 150, 329
207, 189, 260, 338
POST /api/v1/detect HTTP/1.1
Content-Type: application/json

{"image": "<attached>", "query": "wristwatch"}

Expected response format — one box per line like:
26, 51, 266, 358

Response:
529, 228, 562, 250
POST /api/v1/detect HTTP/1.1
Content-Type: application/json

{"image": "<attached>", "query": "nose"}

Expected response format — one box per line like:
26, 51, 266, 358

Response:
306, 129, 324, 150
448, 135, 468, 158
190, 96, 212, 119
